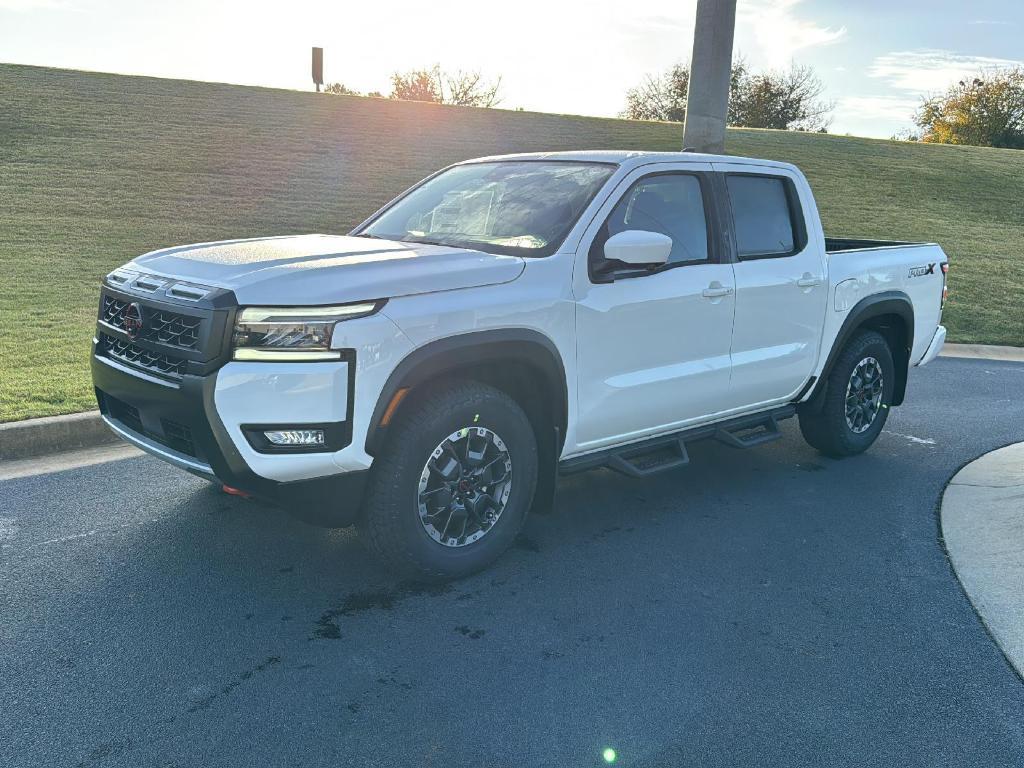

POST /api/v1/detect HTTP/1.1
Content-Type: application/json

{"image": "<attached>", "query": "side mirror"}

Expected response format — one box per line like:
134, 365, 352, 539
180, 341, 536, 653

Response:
603, 230, 672, 267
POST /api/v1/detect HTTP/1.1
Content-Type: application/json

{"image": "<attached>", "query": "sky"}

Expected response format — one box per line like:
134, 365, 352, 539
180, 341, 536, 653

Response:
1, 0, 1022, 139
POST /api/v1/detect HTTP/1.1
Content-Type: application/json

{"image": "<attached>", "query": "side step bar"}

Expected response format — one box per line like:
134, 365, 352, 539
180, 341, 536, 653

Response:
559, 405, 796, 478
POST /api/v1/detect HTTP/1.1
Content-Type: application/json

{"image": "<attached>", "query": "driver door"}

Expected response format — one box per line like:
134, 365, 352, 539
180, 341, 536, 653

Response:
571, 163, 736, 451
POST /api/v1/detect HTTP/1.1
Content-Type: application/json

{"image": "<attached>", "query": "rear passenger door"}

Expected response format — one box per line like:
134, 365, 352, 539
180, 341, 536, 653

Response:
713, 164, 828, 406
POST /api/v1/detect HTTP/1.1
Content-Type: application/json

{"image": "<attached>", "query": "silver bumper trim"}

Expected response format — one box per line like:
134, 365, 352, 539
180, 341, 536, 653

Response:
102, 414, 216, 480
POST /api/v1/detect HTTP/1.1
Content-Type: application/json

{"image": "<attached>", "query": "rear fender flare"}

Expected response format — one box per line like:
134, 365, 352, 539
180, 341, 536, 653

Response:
802, 291, 914, 412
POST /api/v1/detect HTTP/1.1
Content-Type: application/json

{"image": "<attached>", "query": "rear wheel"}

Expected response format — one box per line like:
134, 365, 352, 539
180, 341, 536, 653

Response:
358, 381, 538, 581
799, 330, 895, 457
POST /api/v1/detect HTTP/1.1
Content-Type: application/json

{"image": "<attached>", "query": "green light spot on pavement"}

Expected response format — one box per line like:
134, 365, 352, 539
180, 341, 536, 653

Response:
603, 747, 617, 763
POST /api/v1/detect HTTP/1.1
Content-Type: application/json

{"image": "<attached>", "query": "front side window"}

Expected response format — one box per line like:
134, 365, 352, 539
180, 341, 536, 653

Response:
356, 161, 615, 257
726, 175, 799, 258
599, 173, 710, 265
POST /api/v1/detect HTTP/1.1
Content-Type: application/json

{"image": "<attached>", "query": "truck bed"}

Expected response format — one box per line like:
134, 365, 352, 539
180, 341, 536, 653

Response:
825, 237, 933, 254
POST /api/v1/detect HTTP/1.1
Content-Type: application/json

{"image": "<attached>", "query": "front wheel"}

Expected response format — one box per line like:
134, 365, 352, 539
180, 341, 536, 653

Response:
358, 381, 538, 581
799, 330, 895, 457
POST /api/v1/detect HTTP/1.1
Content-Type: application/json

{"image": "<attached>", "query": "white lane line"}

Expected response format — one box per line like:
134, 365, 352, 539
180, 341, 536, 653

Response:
27, 529, 101, 548
887, 431, 937, 446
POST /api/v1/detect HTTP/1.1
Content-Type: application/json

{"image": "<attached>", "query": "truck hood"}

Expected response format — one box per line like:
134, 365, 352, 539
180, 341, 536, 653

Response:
129, 234, 526, 305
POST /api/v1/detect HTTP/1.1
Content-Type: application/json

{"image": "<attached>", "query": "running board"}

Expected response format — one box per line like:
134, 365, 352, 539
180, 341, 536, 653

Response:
606, 437, 689, 478
713, 411, 784, 449
559, 406, 795, 478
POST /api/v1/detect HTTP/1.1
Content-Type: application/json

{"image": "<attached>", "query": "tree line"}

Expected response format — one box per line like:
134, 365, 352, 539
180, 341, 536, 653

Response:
325, 61, 1024, 150
324, 64, 501, 108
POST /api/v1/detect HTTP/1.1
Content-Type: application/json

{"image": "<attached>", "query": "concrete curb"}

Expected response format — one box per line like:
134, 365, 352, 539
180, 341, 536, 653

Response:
941, 442, 1024, 679
0, 342, 1020, 464
0, 411, 118, 462
940, 343, 1024, 363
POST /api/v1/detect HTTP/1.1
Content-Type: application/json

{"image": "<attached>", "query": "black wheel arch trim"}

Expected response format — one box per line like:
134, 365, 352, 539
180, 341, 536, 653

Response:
365, 328, 569, 459
801, 290, 914, 412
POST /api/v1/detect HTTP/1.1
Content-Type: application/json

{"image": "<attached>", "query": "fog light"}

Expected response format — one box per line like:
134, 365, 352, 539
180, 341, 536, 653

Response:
264, 429, 325, 446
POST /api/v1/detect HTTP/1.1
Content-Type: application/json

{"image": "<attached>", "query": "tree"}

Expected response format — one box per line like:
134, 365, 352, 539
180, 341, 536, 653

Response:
913, 68, 1024, 149
389, 65, 502, 107
621, 64, 690, 122
323, 82, 361, 96
730, 63, 832, 131
621, 60, 833, 131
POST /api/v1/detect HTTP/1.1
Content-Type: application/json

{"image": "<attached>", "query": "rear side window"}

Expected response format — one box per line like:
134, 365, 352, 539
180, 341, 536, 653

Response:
602, 173, 709, 264
726, 175, 802, 259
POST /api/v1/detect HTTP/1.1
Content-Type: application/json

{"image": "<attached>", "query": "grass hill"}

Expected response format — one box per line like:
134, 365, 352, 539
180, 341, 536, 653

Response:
2, 62, 1022, 421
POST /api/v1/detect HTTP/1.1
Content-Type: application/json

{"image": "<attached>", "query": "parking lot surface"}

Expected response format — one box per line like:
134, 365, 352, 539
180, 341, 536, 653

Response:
2, 357, 1024, 767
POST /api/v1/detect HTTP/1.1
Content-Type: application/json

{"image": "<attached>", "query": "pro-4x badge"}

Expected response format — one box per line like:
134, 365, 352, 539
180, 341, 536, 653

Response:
908, 263, 936, 278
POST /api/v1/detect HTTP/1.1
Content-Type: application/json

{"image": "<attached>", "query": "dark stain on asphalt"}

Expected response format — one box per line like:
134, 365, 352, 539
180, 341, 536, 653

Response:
592, 525, 622, 540
514, 533, 540, 552
377, 676, 414, 690
278, 566, 294, 573
312, 582, 453, 639
76, 739, 133, 766
797, 462, 826, 472
454, 625, 486, 639
186, 656, 281, 714
345, 676, 416, 716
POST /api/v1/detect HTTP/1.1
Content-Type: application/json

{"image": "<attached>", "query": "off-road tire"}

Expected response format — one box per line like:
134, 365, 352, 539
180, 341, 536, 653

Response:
799, 330, 895, 457
358, 380, 538, 581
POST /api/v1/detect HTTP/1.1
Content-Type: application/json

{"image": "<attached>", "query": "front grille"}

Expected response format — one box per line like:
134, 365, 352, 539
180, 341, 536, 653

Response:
101, 296, 201, 350
99, 392, 200, 459
98, 333, 187, 378
105, 393, 144, 434
160, 418, 196, 457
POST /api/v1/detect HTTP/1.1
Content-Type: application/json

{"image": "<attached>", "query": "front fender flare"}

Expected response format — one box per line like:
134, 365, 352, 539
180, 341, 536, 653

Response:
364, 328, 568, 457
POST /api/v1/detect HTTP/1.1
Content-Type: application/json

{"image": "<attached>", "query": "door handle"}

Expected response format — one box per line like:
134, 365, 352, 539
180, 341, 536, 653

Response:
797, 274, 823, 289
702, 283, 734, 299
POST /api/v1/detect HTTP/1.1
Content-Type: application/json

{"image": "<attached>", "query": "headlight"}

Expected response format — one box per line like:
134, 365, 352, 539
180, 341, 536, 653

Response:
232, 302, 380, 361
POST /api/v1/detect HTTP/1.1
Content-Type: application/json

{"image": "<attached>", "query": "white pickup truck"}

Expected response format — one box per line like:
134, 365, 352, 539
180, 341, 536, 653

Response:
92, 150, 948, 579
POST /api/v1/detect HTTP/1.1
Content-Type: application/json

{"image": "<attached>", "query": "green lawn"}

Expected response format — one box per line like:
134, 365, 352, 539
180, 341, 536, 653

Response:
2, 63, 1022, 422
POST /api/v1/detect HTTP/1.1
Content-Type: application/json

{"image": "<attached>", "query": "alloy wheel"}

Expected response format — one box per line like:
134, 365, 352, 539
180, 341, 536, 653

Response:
417, 427, 513, 547
845, 356, 884, 434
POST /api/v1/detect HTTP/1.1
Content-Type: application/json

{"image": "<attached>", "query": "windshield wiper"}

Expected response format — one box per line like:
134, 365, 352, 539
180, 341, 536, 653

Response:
400, 236, 451, 247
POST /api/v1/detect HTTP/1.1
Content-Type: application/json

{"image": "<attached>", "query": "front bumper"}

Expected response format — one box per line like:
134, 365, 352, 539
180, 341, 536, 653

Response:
92, 350, 368, 526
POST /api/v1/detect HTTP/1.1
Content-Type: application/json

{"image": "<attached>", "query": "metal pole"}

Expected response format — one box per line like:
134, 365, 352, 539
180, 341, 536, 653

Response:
682, 0, 737, 153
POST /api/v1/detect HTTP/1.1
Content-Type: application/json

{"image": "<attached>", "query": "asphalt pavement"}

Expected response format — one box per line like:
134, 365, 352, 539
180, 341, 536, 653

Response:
2, 356, 1024, 768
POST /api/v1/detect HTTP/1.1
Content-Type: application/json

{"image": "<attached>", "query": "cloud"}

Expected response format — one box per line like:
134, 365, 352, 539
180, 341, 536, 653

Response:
869, 49, 1024, 92
835, 95, 920, 122
738, 0, 846, 68
968, 20, 1012, 26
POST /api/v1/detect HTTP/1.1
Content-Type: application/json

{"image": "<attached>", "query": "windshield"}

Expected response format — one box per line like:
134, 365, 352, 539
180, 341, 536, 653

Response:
355, 161, 616, 257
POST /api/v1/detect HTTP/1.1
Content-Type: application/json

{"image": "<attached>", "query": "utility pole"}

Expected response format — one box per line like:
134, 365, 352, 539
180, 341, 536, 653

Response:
312, 47, 324, 93
682, 0, 737, 153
